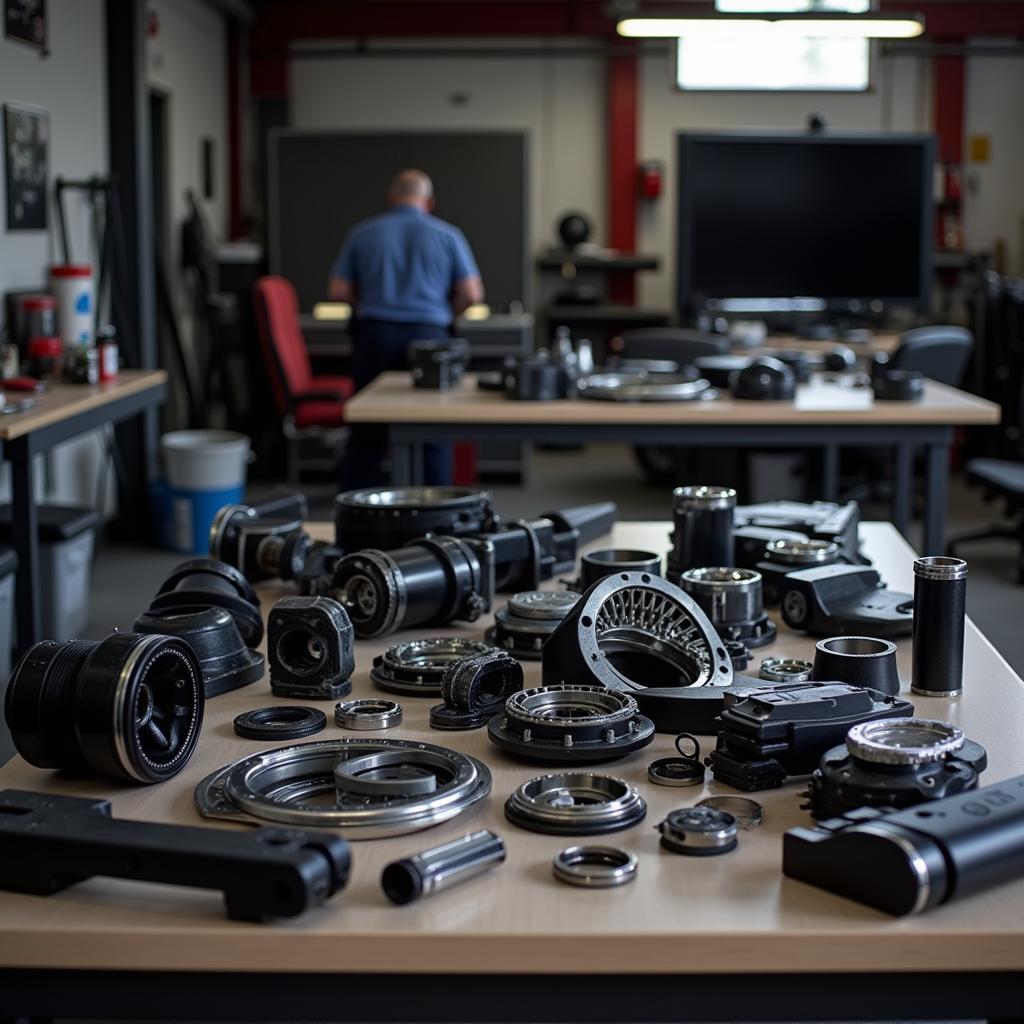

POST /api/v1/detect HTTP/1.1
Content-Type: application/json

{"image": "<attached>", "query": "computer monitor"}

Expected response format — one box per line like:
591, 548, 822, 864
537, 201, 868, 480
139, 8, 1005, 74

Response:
676, 131, 935, 317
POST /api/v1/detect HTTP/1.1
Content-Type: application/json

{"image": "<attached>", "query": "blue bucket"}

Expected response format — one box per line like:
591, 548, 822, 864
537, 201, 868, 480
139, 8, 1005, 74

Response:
151, 479, 245, 555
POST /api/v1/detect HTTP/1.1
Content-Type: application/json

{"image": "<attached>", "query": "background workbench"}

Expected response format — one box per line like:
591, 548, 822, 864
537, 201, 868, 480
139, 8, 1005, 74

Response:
345, 373, 1000, 555
1, 520, 1023, 1021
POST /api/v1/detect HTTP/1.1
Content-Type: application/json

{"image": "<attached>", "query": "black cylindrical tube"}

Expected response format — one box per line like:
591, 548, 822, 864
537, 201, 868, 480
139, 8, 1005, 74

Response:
581, 549, 661, 590
381, 830, 506, 904
666, 486, 736, 577
911, 556, 967, 698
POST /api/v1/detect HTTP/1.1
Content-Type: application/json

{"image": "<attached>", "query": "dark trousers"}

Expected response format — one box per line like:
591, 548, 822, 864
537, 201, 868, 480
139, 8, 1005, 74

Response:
341, 318, 453, 490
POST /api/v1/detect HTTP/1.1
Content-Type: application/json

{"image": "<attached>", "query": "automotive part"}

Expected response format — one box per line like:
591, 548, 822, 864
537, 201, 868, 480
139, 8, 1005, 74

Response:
552, 846, 638, 888
382, 829, 504, 905
695, 795, 764, 829
0, 789, 349, 923
267, 595, 355, 700
5, 633, 204, 784
729, 356, 796, 401
578, 548, 662, 590
335, 698, 403, 731
233, 706, 327, 741
579, 372, 713, 402
208, 492, 310, 584
666, 485, 736, 577
811, 636, 901, 695
504, 772, 646, 835
195, 738, 491, 839
679, 567, 776, 648
371, 637, 497, 697
658, 806, 738, 856
486, 589, 581, 660
408, 337, 469, 391
733, 500, 864, 566
755, 537, 840, 604
759, 657, 813, 683
911, 556, 967, 698
648, 733, 706, 787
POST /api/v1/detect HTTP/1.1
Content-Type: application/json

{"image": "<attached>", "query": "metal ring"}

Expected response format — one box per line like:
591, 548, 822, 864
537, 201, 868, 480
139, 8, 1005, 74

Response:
658, 806, 738, 856
233, 706, 327, 741
505, 772, 646, 835
845, 717, 965, 766
758, 658, 813, 683
695, 795, 764, 829
552, 846, 638, 888
334, 698, 403, 731
371, 637, 498, 696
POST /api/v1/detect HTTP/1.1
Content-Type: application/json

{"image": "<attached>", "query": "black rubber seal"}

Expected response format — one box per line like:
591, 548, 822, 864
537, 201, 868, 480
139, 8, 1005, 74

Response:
233, 706, 327, 740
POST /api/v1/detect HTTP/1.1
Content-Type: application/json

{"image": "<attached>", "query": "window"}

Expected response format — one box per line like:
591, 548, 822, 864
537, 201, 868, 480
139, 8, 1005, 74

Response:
676, 0, 872, 92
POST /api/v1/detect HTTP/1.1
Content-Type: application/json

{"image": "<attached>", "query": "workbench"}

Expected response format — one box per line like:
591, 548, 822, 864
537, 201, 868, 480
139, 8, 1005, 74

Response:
345, 373, 999, 555
1, 520, 1022, 1020
0, 370, 168, 650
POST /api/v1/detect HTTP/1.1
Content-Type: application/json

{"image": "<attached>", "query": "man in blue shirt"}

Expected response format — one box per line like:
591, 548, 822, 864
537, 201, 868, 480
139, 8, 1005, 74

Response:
328, 169, 484, 488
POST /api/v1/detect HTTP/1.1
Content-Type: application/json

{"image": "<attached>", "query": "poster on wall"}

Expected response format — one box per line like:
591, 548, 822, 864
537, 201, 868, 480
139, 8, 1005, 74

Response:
4, 0, 47, 51
3, 103, 49, 231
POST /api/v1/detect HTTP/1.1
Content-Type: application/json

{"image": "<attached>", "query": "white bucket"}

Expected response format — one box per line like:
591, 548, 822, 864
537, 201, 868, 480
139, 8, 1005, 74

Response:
161, 430, 251, 491
50, 264, 94, 345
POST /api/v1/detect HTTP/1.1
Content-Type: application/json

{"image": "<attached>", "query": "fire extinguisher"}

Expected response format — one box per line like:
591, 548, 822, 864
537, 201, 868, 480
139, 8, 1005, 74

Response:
638, 160, 663, 200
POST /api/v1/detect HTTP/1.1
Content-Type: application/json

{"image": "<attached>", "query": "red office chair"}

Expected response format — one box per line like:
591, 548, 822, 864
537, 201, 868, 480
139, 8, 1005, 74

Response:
253, 275, 354, 483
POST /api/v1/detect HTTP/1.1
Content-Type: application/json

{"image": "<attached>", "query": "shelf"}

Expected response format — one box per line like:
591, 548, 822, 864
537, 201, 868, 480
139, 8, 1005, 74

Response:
536, 250, 660, 272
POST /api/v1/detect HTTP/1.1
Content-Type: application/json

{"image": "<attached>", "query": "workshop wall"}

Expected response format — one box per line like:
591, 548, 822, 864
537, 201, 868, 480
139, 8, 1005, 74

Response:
288, 47, 607, 259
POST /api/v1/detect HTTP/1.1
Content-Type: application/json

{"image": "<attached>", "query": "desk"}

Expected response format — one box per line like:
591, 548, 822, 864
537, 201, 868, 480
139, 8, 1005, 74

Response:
0, 370, 168, 649
1, 521, 1022, 1021
345, 372, 1000, 555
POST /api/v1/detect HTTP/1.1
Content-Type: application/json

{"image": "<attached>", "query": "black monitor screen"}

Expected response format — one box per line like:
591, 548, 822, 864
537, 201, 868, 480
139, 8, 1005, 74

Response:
677, 133, 934, 312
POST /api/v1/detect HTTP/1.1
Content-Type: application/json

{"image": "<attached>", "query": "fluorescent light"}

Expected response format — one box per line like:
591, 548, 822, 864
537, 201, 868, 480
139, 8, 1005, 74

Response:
617, 12, 924, 39
717, 0, 869, 10
312, 302, 352, 321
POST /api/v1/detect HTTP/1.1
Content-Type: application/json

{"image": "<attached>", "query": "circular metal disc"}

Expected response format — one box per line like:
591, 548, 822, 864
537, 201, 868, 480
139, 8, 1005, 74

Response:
508, 590, 581, 622
846, 717, 965, 766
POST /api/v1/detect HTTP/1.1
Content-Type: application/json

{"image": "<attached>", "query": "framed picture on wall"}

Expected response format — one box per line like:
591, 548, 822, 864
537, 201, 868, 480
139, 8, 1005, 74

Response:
4, 0, 47, 51
3, 102, 49, 231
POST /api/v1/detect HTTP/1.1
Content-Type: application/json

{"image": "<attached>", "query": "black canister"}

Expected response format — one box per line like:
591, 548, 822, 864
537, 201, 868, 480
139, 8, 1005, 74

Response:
911, 556, 968, 698
666, 486, 736, 578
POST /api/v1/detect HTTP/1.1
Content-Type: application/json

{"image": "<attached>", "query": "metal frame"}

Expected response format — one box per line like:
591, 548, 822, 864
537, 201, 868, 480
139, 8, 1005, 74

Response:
2, 968, 1022, 1021
388, 421, 953, 554
4, 379, 168, 652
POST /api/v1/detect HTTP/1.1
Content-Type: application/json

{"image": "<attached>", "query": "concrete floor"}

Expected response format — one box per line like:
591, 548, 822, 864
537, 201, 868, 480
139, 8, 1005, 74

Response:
88, 444, 1024, 675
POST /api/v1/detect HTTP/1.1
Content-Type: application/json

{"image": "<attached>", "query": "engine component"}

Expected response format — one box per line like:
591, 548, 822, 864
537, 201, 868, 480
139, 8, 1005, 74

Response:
692, 354, 750, 389
769, 349, 812, 383
666, 485, 736, 577
208, 492, 311, 584
578, 372, 714, 402
648, 733, 706, 788
811, 636, 901, 696
679, 567, 777, 648
755, 538, 840, 604
552, 846, 638, 888
0, 789, 349, 923
486, 589, 581, 660
734, 525, 810, 569
195, 738, 492, 839
707, 682, 914, 792
658, 806, 738, 857
440, 649, 523, 711
872, 368, 924, 401
408, 337, 469, 391
382, 829, 504, 905
233, 706, 327, 740
805, 717, 988, 819
335, 698, 403, 731
725, 639, 752, 672
911, 556, 967, 698
695, 795, 764, 829
759, 658, 813, 683
504, 772, 646, 835
488, 685, 655, 764
779, 564, 913, 638
729, 356, 796, 401
5, 633, 204, 784
133, 606, 264, 698
734, 500, 864, 565
267, 595, 355, 700
371, 637, 497, 697
823, 345, 856, 373
505, 355, 570, 401
331, 502, 616, 638
579, 548, 662, 590
147, 558, 263, 648
333, 486, 498, 552
541, 571, 733, 733
783, 772, 1024, 916
428, 704, 491, 731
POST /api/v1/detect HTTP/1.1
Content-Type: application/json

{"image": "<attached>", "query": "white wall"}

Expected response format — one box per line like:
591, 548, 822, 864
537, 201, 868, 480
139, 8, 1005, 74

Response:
0, 0, 111, 506
963, 52, 1024, 277
637, 50, 932, 308
289, 45, 606, 254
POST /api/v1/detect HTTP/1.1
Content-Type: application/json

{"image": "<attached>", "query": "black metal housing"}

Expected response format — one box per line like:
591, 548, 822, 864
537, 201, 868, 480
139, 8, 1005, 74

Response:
811, 635, 902, 695
579, 548, 662, 590
679, 567, 777, 648
734, 500, 864, 565
207, 492, 310, 584
729, 357, 796, 401
873, 368, 924, 401
5, 633, 204, 784
267, 596, 355, 700
666, 485, 735, 577
485, 590, 581, 661
911, 556, 968, 698
0, 789, 349, 923
440, 650, 523, 711
408, 338, 469, 391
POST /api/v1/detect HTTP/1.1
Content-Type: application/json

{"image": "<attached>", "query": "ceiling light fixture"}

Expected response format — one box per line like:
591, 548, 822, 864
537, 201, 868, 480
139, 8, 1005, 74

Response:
616, 11, 925, 39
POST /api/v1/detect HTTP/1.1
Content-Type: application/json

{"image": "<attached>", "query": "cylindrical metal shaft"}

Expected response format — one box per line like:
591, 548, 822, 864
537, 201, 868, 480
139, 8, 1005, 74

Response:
667, 486, 736, 577
381, 829, 506, 904
911, 556, 967, 698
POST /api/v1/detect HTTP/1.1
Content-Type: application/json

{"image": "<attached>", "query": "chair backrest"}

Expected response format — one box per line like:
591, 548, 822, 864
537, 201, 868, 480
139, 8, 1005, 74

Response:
253, 275, 313, 415
617, 328, 730, 365
891, 325, 974, 387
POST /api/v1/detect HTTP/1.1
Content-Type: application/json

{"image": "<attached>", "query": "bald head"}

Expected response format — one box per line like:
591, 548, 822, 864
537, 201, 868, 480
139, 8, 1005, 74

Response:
389, 169, 434, 210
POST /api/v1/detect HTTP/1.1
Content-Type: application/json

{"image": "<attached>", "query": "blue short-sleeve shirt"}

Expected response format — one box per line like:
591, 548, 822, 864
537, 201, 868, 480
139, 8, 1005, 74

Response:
331, 204, 480, 327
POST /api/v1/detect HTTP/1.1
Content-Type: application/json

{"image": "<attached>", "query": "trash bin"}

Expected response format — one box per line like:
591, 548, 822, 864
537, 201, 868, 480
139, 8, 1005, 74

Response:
0, 546, 18, 764
159, 430, 251, 554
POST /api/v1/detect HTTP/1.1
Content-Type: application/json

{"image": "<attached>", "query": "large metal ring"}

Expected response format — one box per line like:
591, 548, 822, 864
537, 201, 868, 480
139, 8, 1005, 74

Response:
505, 772, 646, 835
371, 637, 498, 696
195, 738, 491, 839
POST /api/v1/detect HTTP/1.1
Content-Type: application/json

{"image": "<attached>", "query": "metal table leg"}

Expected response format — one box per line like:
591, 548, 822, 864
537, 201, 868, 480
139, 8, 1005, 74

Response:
892, 443, 913, 540
389, 435, 413, 485
821, 444, 839, 502
923, 441, 950, 556
10, 437, 41, 651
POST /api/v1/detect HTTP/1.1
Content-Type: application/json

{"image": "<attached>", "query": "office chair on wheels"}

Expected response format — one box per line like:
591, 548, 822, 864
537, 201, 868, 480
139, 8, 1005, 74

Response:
887, 325, 974, 387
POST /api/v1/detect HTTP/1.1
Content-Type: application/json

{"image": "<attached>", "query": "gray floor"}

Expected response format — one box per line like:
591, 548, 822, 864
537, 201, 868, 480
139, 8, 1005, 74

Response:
88, 445, 1024, 675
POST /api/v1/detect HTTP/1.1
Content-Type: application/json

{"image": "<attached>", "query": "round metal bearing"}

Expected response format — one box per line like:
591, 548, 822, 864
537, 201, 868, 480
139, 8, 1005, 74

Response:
232, 706, 327, 741
658, 806, 738, 856
552, 846, 638, 888
334, 698, 403, 730
370, 637, 499, 697
505, 772, 647, 835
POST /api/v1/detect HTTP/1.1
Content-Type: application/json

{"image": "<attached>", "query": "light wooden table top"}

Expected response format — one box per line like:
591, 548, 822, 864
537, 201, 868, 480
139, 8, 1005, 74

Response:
752, 332, 901, 356
345, 373, 999, 427
1, 521, 1022, 975
0, 370, 168, 441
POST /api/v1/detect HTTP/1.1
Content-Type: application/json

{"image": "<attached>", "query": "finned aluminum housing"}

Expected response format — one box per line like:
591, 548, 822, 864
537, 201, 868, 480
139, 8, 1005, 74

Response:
194, 738, 491, 839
